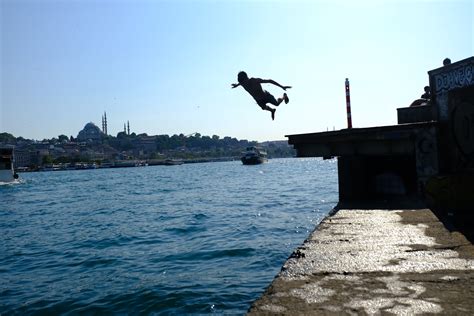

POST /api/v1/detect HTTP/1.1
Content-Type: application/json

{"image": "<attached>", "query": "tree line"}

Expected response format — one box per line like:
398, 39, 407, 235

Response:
0, 132, 295, 159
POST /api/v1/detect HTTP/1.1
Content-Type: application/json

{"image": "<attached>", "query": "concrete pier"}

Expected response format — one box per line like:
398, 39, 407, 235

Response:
248, 57, 474, 314
248, 208, 474, 315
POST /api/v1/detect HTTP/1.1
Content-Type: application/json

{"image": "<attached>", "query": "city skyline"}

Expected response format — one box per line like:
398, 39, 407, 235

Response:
1, 0, 473, 142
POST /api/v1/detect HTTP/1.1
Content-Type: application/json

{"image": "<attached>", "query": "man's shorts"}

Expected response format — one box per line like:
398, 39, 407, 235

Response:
256, 91, 277, 109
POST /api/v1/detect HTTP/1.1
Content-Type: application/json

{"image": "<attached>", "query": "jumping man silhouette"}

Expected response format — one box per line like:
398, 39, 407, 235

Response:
231, 71, 291, 120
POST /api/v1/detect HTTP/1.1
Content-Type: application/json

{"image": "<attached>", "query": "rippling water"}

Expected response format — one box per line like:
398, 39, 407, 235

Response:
1, 158, 338, 314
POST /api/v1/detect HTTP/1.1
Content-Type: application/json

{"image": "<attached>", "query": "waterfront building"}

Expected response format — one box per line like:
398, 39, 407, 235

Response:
12, 148, 31, 168
134, 135, 157, 158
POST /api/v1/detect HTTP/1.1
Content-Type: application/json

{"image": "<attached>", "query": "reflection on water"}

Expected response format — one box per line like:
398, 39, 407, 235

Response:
0, 158, 338, 314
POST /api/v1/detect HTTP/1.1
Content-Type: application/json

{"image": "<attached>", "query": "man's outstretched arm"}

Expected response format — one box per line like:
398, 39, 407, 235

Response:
260, 79, 291, 90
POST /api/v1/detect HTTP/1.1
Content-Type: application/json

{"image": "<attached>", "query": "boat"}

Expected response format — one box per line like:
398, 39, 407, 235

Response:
241, 146, 268, 165
163, 159, 184, 166
111, 160, 138, 168
0, 147, 19, 182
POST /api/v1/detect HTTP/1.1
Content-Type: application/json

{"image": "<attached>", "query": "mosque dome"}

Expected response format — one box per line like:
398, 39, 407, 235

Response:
77, 122, 103, 142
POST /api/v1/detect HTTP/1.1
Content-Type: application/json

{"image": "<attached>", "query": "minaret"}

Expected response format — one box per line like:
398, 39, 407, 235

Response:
102, 114, 105, 133
104, 112, 108, 135
124, 123, 126, 133
127, 121, 130, 135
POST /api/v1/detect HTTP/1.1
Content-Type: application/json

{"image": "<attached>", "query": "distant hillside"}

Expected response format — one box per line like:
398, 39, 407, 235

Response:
1, 132, 296, 167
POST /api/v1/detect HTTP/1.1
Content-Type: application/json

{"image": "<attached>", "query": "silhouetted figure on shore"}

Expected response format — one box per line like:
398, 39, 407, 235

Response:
421, 86, 431, 99
410, 86, 431, 107
231, 71, 291, 120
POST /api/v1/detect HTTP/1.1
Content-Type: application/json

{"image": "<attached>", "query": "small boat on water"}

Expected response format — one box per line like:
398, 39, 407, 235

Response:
163, 159, 184, 166
111, 160, 138, 168
0, 147, 19, 182
241, 146, 268, 165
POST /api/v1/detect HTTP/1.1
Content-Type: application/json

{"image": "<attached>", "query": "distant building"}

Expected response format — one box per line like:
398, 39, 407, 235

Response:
77, 122, 104, 143
134, 135, 157, 157
13, 147, 32, 168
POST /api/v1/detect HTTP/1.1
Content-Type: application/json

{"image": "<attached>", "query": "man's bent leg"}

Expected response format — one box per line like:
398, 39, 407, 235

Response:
259, 103, 276, 120
264, 91, 281, 107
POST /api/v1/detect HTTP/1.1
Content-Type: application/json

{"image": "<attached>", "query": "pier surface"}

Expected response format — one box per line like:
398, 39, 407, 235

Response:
248, 209, 474, 315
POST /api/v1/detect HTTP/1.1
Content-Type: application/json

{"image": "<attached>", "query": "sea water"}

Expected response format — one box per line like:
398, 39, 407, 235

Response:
0, 158, 338, 314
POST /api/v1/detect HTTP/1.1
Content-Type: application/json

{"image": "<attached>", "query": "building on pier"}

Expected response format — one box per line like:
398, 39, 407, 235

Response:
287, 56, 474, 226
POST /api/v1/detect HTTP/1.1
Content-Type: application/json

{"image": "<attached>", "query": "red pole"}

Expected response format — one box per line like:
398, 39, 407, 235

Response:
345, 78, 352, 129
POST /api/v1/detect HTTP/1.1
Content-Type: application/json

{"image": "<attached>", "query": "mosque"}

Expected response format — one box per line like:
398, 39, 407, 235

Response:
76, 112, 131, 142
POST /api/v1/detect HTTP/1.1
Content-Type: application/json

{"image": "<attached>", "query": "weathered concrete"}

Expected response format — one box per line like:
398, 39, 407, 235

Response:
248, 209, 474, 315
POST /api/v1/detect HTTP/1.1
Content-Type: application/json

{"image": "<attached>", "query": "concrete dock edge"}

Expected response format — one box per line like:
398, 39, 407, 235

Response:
248, 208, 474, 315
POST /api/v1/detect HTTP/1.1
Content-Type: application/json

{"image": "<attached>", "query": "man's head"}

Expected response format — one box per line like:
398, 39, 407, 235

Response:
238, 71, 248, 83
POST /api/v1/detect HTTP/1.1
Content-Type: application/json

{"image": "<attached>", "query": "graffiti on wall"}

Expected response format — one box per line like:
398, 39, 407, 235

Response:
415, 127, 439, 193
433, 62, 474, 121
434, 64, 474, 93
452, 101, 474, 158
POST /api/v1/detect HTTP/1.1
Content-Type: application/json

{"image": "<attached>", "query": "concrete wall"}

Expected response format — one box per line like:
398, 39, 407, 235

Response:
338, 155, 417, 202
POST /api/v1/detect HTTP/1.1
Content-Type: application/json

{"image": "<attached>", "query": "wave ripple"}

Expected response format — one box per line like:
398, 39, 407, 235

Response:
0, 158, 337, 314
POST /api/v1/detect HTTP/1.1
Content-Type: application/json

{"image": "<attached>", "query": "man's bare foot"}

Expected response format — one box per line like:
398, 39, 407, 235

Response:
283, 93, 289, 104
271, 108, 275, 120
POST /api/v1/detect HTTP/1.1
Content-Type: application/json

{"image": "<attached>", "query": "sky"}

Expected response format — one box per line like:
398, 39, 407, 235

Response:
1, 0, 473, 142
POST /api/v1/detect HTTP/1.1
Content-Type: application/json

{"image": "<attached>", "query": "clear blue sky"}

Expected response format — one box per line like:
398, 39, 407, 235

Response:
1, 0, 473, 142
